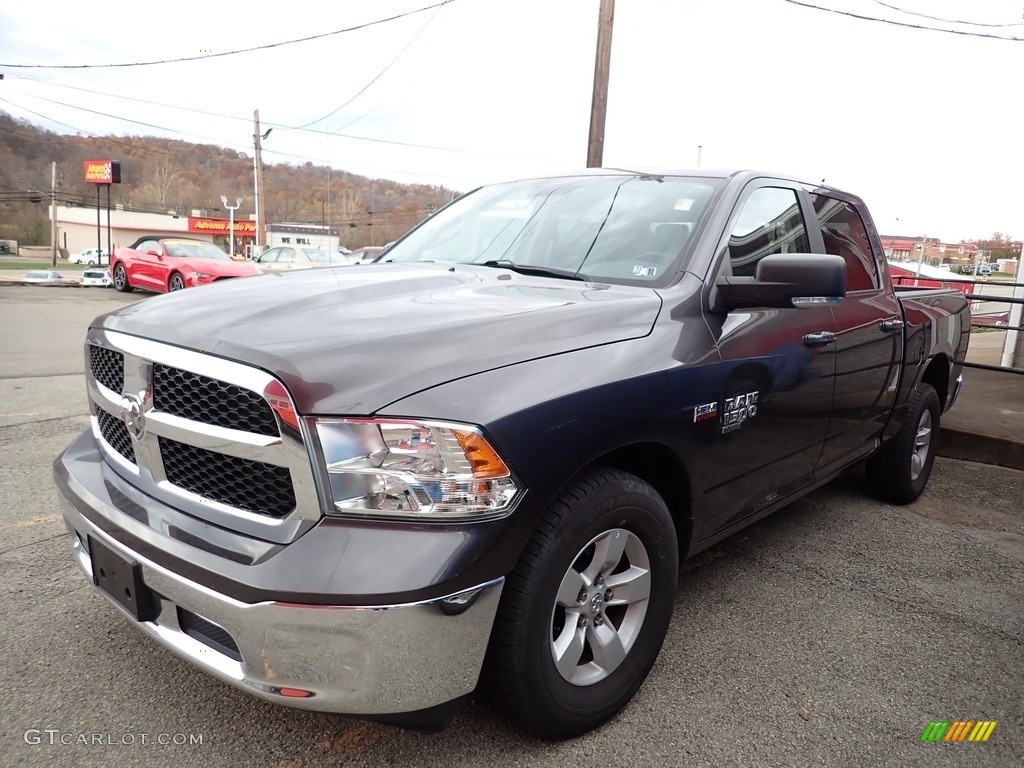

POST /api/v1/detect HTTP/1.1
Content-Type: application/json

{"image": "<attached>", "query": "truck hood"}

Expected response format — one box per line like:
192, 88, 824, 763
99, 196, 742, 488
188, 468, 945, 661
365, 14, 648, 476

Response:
97, 263, 662, 414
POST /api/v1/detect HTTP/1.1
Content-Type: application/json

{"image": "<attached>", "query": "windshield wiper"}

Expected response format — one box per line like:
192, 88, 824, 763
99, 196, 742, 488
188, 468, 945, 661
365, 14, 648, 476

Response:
477, 260, 585, 281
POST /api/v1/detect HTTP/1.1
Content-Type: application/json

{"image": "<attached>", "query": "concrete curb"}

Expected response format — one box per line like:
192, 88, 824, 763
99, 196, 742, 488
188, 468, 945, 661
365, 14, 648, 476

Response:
938, 429, 1024, 472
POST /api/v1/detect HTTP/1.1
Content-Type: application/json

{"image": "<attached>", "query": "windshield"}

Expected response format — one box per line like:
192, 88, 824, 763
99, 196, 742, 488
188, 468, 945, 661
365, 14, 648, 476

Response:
383, 174, 722, 286
163, 240, 230, 260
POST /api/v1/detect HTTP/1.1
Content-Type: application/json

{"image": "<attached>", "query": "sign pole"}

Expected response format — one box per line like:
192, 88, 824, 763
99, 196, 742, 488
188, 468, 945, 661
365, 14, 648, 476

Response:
106, 185, 112, 260
50, 161, 58, 267
96, 185, 102, 258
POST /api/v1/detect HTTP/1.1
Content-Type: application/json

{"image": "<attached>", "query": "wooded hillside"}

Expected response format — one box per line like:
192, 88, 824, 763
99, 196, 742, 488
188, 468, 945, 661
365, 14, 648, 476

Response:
0, 111, 461, 249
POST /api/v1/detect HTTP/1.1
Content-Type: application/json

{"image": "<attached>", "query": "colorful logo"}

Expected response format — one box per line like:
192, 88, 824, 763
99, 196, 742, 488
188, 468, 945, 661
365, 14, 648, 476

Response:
920, 721, 997, 742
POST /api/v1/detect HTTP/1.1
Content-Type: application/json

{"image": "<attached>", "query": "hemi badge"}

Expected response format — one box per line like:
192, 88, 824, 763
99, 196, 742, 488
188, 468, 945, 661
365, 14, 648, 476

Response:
693, 401, 718, 423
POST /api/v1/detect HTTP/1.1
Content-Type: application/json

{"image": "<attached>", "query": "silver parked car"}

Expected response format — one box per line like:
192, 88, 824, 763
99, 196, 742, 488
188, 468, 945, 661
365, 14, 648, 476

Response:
24, 270, 64, 284
255, 246, 355, 272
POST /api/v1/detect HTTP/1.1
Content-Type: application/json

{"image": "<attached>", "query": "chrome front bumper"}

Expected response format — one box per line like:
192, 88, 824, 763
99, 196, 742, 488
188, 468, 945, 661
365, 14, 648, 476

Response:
58, 492, 503, 716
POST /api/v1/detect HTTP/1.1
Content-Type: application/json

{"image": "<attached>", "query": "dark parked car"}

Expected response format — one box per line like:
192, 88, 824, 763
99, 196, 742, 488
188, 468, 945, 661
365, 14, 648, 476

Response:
55, 170, 969, 739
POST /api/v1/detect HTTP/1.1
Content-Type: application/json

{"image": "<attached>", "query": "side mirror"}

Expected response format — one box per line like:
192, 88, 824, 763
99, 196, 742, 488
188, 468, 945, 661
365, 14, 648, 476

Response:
716, 254, 846, 310
146, 249, 162, 258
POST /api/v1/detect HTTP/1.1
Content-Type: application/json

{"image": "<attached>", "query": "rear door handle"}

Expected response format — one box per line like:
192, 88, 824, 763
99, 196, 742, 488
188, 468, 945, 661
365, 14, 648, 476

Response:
880, 318, 905, 333
802, 331, 836, 348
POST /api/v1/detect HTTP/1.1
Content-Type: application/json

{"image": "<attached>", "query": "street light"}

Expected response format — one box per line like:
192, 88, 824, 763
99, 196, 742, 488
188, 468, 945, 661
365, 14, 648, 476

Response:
220, 196, 243, 258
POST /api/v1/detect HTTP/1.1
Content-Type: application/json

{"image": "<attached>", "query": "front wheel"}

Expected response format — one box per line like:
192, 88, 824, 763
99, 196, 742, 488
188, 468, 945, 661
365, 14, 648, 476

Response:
112, 263, 133, 293
865, 383, 941, 504
484, 467, 678, 738
87, 259, 96, 267
168, 273, 185, 292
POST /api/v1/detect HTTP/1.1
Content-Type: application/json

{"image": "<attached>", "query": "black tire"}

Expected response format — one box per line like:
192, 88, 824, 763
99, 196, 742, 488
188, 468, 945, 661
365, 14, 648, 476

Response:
168, 273, 185, 292
865, 383, 941, 504
87, 259, 96, 267
112, 263, 133, 293
484, 467, 678, 738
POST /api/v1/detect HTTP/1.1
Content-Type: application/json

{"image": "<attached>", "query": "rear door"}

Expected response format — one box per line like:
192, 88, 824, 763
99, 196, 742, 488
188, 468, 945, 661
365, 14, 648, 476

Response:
701, 181, 837, 537
809, 192, 903, 471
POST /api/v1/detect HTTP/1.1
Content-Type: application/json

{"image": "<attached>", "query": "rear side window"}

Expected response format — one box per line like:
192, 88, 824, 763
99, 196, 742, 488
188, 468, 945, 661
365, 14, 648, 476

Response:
728, 187, 810, 277
809, 194, 877, 291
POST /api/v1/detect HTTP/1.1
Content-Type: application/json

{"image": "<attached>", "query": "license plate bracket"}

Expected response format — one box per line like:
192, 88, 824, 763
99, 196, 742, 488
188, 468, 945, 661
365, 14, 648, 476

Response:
88, 535, 158, 622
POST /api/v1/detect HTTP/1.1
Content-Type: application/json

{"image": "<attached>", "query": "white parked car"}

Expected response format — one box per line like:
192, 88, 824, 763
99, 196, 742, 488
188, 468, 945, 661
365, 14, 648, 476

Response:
68, 248, 109, 266
80, 267, 112, 287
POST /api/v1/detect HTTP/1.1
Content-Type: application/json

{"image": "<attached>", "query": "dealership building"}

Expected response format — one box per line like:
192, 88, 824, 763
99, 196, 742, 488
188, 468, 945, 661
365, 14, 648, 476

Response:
51, 204, 257, 257
52, 205, 341, 258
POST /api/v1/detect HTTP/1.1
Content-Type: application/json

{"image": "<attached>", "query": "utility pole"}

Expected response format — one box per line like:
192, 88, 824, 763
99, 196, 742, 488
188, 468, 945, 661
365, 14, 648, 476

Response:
253, 110, 270, 254
50, 161, 57, 267
915, 232, 927, 285
587, 0, 615, 168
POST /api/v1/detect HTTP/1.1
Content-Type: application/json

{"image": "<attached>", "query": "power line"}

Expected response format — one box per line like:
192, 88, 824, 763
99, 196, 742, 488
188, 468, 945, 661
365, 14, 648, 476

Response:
865, 0, 1024, 28
778, 0, 1024, 40
291, 1, 447, 130
3, 78, 562, 162
0, 100, 484, 184
0, 1, 461, 69
1, 91, 247, 151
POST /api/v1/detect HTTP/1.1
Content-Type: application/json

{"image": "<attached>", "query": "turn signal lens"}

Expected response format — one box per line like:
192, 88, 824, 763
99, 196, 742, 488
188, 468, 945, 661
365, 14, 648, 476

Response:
263, 380, 300, 432
454, 430, 510, 479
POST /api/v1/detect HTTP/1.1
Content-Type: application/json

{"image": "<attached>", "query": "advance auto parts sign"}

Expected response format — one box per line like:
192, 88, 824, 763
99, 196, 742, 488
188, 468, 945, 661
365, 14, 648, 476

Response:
188, 217, 257, 235
83, 160, 122, 185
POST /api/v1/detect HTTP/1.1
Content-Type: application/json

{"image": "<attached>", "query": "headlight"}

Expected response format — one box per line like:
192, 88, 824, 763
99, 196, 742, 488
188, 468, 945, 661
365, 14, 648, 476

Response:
315, 419, 519, 521
186, 271, 212, 280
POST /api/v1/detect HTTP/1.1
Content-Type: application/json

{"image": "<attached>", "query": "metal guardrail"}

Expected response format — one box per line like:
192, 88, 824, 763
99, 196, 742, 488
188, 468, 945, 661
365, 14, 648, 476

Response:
892, 274, 1024, 374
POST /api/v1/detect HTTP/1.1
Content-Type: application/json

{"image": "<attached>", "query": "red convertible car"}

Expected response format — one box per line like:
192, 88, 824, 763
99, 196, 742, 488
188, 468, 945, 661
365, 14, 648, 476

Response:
111, 237, 262, 293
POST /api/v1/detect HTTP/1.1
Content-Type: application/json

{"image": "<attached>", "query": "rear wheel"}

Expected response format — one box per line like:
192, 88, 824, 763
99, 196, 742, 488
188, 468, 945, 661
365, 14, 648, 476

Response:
865, 383, 940, 504
484, 467, 678, 738
112, 263, 133, 293
168, 273, 185, 292
87, 259, 96, 267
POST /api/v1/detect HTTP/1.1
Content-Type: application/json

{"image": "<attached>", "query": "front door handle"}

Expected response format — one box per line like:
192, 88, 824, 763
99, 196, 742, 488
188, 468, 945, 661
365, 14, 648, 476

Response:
880, 318, 905, 333
802, 331, 836, 348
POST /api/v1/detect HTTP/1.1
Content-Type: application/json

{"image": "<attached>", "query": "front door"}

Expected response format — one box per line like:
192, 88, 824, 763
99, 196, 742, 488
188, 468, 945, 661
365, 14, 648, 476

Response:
701, 184, 836, 538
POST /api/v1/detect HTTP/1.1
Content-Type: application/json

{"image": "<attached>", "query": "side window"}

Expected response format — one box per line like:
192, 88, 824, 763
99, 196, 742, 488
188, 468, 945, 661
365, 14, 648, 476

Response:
728, 187, 810, 277
277, 248, 295, 263
259, 249, 279, 263
809, 194, 877, 291
139, 240, 160, 253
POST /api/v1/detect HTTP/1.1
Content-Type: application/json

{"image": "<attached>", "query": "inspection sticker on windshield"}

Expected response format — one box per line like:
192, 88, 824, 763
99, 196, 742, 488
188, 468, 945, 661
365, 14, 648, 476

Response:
633, 265, 658, 277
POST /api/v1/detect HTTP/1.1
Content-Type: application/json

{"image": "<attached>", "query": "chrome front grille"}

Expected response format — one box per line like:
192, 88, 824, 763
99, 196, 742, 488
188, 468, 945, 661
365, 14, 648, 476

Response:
85, 329, 321, 544
159, 437, 295, 517
153, 363, 278, 436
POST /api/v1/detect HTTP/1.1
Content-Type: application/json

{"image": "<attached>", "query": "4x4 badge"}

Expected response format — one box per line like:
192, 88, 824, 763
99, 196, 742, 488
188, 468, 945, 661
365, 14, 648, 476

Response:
119, 393, 146, 441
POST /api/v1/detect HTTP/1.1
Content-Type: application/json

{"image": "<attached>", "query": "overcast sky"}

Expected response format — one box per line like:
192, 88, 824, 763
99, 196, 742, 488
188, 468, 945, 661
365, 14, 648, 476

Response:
1, 0, 1021, 242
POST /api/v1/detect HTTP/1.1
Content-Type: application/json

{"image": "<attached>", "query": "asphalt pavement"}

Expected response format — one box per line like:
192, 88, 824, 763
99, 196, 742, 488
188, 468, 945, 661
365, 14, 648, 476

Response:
0, 286, 1020, 768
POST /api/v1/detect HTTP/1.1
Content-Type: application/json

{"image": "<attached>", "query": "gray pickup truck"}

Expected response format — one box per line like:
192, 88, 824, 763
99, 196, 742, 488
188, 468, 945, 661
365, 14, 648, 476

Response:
54, 169, 969, 737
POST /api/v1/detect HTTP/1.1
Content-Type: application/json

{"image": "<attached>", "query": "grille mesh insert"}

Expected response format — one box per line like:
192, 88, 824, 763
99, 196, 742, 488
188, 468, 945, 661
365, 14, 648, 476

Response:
89, 345, 124, 394
96, 408, 136, 464
159, 437, 295, 517
153, 364, 278, 436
